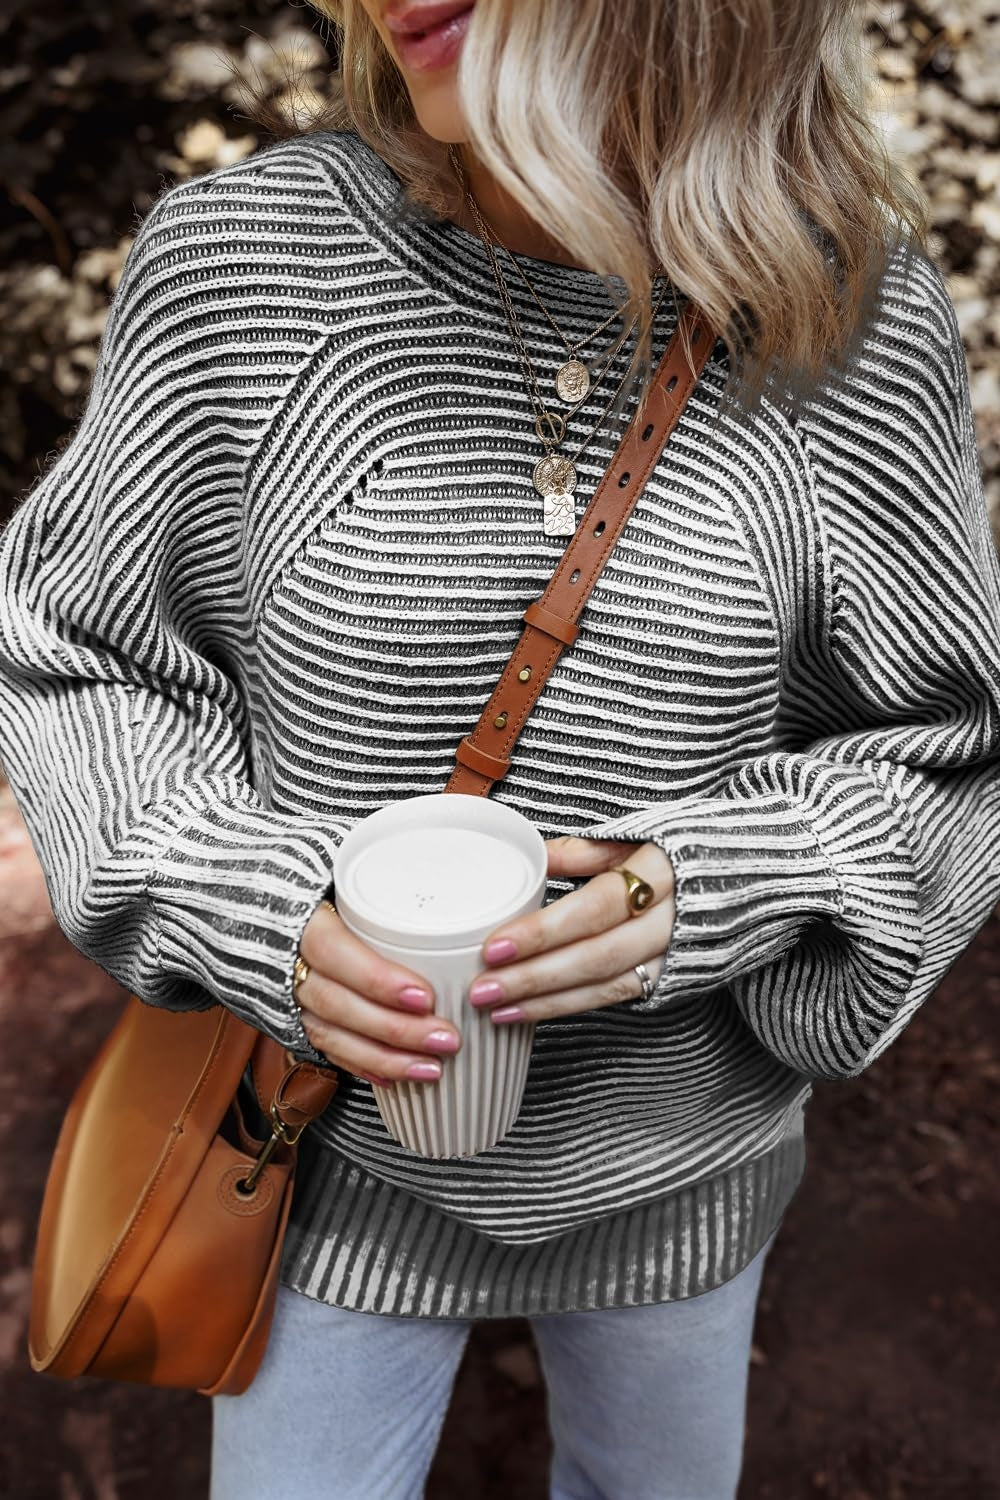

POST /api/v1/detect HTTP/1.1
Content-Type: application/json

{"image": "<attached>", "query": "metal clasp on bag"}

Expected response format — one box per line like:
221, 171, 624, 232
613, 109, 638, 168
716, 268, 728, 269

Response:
235, 1099, 307, 1197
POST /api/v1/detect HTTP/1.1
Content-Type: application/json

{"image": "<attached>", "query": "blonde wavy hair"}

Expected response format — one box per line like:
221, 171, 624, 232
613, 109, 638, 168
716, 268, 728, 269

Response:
236, 0, 932, 425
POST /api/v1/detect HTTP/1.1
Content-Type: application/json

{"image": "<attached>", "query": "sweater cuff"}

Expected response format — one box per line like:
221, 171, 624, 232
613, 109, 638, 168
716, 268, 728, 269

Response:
144, 785, 349, 1064
575, 787, 844, 1012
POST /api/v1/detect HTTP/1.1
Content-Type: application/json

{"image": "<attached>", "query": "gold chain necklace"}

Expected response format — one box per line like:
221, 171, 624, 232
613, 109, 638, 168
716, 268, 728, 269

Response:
449, 149, 670, 536
448, 145, 650, 409
490, 230, 630, 406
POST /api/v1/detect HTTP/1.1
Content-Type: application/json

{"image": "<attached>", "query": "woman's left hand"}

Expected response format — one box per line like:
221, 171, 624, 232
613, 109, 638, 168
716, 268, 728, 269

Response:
467, 837, 675, 1023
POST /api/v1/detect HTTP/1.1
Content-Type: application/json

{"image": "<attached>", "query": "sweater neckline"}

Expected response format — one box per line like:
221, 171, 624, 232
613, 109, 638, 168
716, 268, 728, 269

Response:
316, 128, 679, 340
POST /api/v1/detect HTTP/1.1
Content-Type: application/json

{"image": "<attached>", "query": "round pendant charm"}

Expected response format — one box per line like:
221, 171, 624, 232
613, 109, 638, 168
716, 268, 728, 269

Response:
555, 358, 590, 403
532, 454, 578, 497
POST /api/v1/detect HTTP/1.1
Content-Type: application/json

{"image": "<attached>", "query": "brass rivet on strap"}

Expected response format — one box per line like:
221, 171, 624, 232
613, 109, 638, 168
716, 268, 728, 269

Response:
494, 712, 508, 729
518, 667, 532, 682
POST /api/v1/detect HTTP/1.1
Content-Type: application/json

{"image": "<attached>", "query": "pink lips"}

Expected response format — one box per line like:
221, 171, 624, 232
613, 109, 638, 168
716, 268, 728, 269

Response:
384, 1, 475, 72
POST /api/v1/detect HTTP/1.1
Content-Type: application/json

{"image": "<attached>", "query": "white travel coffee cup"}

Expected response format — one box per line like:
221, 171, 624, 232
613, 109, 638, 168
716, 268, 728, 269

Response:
332, 793, 548, 1158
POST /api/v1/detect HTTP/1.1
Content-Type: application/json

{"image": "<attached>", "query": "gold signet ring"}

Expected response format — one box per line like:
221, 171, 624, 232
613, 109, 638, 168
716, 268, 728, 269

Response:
614, 865, 655, 916
292, 954, 311, 995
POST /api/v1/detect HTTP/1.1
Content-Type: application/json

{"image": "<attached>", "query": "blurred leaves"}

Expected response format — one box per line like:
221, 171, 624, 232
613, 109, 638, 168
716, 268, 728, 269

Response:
1, 1, 998, 532
0, 0, 338, 520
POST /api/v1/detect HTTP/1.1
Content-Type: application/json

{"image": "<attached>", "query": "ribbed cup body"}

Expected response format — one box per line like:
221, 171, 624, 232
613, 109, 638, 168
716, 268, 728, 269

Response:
366, 940, 535, 1158
331, 794, 548, 1158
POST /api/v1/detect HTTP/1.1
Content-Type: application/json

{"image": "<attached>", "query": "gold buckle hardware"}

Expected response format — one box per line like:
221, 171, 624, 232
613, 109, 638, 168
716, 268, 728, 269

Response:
236, 1099, 306, 1196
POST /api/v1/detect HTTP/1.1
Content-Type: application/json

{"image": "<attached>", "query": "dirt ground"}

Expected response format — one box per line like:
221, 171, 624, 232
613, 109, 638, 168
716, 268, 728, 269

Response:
2, 773, 999, 1499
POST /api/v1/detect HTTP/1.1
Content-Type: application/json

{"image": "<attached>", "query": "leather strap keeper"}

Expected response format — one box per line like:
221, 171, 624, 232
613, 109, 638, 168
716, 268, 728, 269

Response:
455, 736, 513, 780
522, 601, 580, 646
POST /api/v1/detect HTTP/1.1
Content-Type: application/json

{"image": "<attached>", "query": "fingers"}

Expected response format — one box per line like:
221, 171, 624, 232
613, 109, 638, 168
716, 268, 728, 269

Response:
480, 963, 662, 1024
297, 999, 455, 1084
482, 840, 674, 967
300, 901, 437, 1014
545, 835, 640, 879
296, 901, 462, 1084
468, 900, 671, 1014
290, 841, 675, 1079
298, 967, 459, 1057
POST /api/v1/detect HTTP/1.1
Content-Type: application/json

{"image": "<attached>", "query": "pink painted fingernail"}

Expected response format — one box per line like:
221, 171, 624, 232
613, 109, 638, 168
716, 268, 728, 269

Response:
484, 938, 517, 964
469, 980, 504, 1006
424, 1030, 460, 1053
397, 985, 432, 1013
490, 1006, 525, 1024
406, 1061, 442, 1081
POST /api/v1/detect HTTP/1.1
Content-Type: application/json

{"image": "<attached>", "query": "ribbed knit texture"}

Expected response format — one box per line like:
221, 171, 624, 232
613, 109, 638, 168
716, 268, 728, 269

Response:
1, 128, 999, 1318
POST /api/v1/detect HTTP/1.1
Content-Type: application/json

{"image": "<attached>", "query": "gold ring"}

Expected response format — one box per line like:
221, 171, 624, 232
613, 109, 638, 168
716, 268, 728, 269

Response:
320, 897, 337, 916
292, 954, 310, 996
614, 865, 655, 917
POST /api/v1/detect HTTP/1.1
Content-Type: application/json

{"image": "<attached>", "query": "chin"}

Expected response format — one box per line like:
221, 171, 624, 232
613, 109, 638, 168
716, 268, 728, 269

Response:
409, 87, 469, 145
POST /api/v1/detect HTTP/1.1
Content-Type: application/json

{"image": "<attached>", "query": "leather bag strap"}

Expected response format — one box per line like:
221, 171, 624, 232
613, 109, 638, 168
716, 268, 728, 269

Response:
250, 1046, 341, 1124
446, 297, 716, 797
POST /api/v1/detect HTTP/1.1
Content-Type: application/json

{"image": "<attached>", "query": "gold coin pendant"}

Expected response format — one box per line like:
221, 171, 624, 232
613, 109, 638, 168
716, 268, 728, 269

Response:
532, 454, 578, 498
555, 358, 590, 403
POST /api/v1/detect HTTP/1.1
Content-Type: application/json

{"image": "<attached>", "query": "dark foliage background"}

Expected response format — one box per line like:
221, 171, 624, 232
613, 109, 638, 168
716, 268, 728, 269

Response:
1, 0, 998, 538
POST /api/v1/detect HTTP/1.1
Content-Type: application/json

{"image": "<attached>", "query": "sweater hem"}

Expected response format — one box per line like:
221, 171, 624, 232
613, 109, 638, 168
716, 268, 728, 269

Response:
277, 1123, 807, 1320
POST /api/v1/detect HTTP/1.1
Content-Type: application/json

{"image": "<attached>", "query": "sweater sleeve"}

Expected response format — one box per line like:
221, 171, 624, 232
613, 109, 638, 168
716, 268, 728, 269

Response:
0, 177, 351, 1066
575, 248, 1000, 1080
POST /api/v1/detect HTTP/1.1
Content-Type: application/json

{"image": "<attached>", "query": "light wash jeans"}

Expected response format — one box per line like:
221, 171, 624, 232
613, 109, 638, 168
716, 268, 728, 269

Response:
210, 1225, 779, 1500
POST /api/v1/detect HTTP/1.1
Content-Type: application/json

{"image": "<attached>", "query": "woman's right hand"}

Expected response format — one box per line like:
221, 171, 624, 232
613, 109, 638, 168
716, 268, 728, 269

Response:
293, 899, 462, 1087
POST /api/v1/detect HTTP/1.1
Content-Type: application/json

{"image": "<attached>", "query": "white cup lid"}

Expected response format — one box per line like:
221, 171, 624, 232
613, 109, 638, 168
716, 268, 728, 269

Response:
333, 794, 547, 950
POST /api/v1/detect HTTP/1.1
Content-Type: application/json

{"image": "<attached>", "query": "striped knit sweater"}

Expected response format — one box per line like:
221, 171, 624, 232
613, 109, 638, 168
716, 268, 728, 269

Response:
2, 127, 1000, 1319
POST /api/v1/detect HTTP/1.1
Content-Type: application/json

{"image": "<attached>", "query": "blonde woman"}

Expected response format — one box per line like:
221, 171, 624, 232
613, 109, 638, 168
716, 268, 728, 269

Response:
2, 1, 999, 1496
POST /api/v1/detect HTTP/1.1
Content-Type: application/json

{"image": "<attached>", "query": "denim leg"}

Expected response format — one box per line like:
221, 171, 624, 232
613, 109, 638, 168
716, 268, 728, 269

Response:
209, 1282, 472, 1500
529, 1228, 779, 1500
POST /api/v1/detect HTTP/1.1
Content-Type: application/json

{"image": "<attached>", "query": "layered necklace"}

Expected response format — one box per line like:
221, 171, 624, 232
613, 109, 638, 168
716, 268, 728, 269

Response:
448, 145, 670, 537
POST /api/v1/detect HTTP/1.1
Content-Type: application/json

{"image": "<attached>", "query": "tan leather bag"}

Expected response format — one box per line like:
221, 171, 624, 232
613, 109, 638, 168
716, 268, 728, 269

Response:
27, 301, 716, 1395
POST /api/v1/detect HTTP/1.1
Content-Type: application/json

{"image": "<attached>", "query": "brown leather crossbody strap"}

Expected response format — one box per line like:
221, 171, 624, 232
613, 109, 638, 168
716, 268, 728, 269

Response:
446, 298, 717, 798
